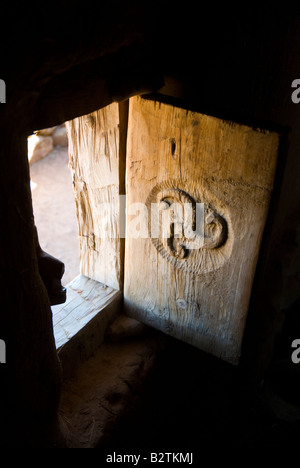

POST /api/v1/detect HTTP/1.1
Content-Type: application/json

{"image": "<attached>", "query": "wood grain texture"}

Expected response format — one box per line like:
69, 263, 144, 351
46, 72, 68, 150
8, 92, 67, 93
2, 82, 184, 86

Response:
53, 274, 122, 378
124, 97, 280, 364
52, 275, 121, 349
67, 103, 125, 290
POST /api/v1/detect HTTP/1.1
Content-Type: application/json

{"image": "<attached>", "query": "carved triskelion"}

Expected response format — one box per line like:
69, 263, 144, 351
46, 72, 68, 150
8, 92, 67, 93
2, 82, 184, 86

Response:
146, 184, 228, 275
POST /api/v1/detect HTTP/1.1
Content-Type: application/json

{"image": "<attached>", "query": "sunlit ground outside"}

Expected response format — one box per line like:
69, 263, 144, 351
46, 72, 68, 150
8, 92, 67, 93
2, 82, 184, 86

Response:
29, 141, 80, 286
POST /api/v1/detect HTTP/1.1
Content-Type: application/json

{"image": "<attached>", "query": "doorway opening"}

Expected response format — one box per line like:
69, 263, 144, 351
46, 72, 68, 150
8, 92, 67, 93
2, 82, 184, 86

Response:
28, 123, 80, 286
28, 121, 121, 363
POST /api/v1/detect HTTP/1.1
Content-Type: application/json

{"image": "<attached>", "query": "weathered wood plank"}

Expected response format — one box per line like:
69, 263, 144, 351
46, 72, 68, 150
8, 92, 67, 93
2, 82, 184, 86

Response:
66, 103, 126, 290
52, 275, 122, 377
124, 96, 280, 364
52, 274, 121, 349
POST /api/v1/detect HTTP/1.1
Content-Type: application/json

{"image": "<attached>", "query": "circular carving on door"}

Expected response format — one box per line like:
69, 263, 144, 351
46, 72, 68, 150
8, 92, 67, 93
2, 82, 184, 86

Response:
146, 180, 232, 274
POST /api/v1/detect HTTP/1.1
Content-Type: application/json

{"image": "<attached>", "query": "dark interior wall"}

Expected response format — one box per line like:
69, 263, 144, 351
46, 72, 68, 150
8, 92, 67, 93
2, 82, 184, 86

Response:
0, 2, 300, 446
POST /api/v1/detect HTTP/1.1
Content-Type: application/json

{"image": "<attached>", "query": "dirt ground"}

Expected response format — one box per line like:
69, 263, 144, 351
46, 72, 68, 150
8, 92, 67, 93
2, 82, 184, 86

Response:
29, 146, 80, 285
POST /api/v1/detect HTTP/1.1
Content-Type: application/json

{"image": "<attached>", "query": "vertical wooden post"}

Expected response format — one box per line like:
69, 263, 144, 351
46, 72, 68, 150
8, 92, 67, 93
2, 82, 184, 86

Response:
67, 102, 128, 290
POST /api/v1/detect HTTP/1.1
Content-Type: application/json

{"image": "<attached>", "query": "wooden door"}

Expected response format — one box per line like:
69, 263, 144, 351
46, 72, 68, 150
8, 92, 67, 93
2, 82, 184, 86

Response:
124, 97, 279, 364
68, 96, 280, 364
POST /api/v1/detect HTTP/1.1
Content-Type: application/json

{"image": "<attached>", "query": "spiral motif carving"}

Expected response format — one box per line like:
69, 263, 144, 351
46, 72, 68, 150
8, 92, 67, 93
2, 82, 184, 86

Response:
146, 182, 229, 274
